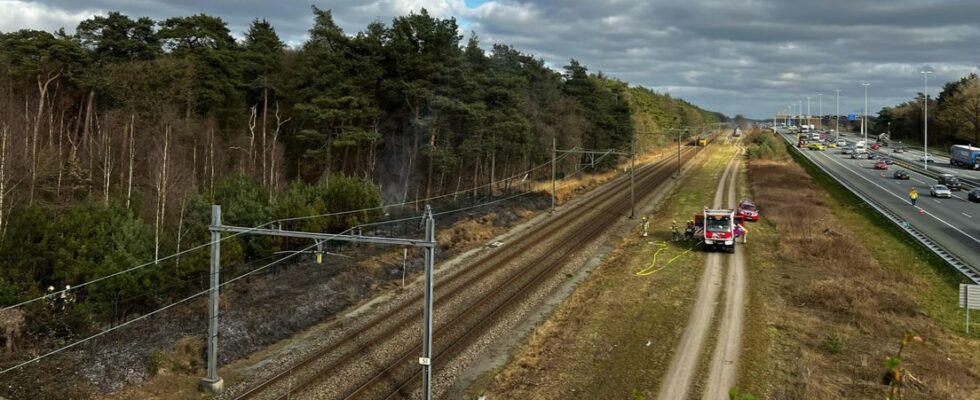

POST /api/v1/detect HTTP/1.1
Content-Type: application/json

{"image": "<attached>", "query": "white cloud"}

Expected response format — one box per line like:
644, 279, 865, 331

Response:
4, 0, 980, 118
0, 0, 99, 33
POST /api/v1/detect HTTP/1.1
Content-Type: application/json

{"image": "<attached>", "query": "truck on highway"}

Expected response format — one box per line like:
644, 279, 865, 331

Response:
950, 144, 980, 169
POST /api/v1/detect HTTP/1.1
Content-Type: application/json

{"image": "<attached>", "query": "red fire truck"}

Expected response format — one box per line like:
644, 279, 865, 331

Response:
693, 208, 741, 253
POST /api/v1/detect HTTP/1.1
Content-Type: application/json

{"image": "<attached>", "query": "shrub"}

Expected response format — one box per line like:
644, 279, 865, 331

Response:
824, 333, 844, 355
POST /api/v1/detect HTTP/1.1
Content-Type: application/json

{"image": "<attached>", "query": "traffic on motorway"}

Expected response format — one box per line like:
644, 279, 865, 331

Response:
775, 128, 980, 277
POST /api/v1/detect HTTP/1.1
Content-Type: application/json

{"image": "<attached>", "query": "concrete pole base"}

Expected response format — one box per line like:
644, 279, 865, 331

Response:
199, 377, 224, 393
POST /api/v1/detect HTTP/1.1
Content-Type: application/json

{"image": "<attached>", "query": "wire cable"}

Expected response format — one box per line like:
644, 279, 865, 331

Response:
0, 227, 354, 377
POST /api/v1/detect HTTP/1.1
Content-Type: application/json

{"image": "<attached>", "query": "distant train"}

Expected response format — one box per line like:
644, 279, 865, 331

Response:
694, 131, 713, 146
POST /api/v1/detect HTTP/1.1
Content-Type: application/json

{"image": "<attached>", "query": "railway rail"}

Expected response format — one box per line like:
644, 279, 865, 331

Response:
230, 145, 701, 400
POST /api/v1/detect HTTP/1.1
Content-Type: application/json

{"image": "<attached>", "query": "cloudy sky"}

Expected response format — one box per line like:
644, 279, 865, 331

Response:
2, 0, 978, 119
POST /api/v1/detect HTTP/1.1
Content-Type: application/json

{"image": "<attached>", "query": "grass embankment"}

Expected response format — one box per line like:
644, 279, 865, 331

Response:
477, 142, 736, 399
738, 130, 980, 399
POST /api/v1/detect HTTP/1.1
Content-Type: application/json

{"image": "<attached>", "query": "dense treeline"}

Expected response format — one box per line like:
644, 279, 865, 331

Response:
874, 73, 980, 146
0, 8, 718, 335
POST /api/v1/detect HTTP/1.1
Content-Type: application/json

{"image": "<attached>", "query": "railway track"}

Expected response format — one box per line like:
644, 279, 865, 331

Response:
231, 146, 700, 400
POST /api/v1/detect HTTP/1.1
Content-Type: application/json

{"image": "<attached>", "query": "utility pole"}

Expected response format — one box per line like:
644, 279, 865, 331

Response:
551, 137, 557, 213
554, 147, 631, 214
676, 129, 682, 178
204, 206, 438, 399
200, 205, 223, 393
629, 137, 635, 219
420, 206, 435, 400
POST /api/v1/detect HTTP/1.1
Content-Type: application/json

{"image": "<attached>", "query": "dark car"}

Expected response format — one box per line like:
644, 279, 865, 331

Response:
894, 147, 906, 153
893, 170, 910, 180
881, 157, 894, 165
937, 174, 962, 191
867, 152, 877, 159
969, 188, 980, 203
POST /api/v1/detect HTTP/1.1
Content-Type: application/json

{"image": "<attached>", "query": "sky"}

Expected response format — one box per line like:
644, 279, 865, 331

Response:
1, 0, 978, 119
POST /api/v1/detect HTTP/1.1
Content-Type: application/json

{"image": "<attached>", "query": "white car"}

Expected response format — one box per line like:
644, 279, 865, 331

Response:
919, 155, 935, 163
930, 185, 952, 198
837, 140, 847, 147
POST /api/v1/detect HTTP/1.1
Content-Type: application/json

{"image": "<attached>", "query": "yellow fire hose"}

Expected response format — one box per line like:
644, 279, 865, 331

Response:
634, 239, 703, 276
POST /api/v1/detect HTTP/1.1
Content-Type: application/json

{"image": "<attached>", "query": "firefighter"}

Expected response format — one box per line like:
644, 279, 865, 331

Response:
909, 187, 919, 206
671, 219, 680, 241
641, 216, 650, 237
685, 219, 696, 241
735, 223, 748, 243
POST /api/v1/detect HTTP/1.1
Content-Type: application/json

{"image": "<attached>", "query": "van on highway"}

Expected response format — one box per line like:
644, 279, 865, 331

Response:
937, 174, 962, 191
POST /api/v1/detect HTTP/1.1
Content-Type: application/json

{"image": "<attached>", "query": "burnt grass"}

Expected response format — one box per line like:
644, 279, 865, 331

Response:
740, 138, 980, 399
0, 191, 550, 399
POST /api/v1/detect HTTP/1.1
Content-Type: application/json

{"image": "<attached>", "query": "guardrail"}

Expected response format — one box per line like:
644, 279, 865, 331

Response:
884, 155, 979, 190
777, 132, 980, 284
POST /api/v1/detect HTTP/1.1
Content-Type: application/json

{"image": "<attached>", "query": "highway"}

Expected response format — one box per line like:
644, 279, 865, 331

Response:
778, 130, 980, 279
822, 131, 980, 184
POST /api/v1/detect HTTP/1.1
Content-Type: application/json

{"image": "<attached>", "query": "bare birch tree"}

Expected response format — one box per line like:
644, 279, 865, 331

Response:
30, 69, 62, 204
125, 115, 135, 209
154, 126, 170, 263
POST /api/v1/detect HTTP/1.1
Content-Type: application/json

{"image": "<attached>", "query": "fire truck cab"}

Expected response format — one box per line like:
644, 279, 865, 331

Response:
694, 208, 739, 253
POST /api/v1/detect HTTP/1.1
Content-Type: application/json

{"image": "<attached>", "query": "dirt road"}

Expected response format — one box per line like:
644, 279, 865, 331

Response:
656, 143, 741, 400
702, 143, 747, 399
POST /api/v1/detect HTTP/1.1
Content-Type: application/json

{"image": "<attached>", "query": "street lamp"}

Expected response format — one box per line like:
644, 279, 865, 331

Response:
921, 69, 933, 171
834, 89, 840, 141
807, 96, 811, 127
818, 93, 823, 130
799, 100, 803, 128
862, 83, 870, 146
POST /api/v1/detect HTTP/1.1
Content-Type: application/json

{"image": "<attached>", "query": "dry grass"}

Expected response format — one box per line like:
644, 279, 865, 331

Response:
740, 134, 980, 399
530, 146, 676, 205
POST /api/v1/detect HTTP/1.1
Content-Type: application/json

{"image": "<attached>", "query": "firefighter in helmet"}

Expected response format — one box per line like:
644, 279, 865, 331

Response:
641, 216, 650, 237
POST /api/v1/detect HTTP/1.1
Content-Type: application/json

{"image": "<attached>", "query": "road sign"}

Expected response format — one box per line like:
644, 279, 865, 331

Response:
959, 284, 980, 333
848, 113, 857, 121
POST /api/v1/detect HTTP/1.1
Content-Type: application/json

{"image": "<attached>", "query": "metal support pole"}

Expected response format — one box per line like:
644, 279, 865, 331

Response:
201, 205, 224, 393
402, 248, 407, 287
629, 137, 635, 219
420, 205, 435, 400
551, 137, 556, 214
676, 130, 681, 178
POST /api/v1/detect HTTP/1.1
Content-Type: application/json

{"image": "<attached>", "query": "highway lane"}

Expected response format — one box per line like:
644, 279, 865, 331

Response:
781, 132, 980, 274
826, 131, 980, 182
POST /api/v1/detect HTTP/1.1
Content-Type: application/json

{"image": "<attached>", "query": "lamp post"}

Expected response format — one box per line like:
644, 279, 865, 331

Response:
799, 100, 803, 128
834, 89, 840, 142
921, 70, 933, 171
818, 93, 823, 130
862, 83, 870, 146
807, 96, 811, 128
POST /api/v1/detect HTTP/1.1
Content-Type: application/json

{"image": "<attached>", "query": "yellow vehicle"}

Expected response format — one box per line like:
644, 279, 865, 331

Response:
827, 143, 838, 148
698, 138, 709, 146
807, 143, 826, 151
